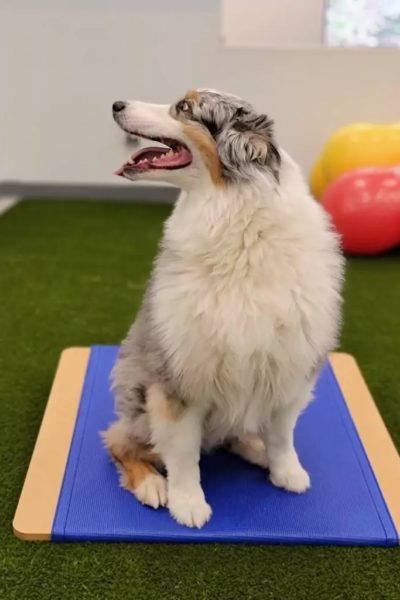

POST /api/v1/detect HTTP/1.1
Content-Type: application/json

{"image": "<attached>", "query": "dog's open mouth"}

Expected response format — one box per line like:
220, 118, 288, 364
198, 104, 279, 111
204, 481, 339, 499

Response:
115, 134, 192, 177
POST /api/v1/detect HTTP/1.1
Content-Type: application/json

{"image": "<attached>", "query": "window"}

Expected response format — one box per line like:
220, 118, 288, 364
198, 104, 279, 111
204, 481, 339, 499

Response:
325, 0, 400, 47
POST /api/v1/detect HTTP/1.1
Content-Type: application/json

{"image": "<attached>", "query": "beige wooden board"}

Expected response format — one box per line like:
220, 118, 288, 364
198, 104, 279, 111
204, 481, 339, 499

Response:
330, 353, 400, 541
13, 348, 90, 540
13, 350, 400, 541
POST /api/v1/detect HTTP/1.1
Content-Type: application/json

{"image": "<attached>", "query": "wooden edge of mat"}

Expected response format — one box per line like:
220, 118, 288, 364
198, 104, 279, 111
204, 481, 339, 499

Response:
330, 352, 400, 541
13, 347, 90, 541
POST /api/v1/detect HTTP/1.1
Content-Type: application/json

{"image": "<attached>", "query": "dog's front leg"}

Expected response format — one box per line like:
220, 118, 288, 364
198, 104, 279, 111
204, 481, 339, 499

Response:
263, 385, 313, 494
147, 383, 212, 528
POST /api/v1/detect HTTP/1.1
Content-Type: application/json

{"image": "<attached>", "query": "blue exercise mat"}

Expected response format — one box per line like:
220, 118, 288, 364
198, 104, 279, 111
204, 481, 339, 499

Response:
47, 346, 398, 545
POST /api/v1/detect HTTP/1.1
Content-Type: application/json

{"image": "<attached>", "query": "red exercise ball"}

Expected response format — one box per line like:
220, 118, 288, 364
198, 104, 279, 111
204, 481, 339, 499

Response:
322, 167, 400, 255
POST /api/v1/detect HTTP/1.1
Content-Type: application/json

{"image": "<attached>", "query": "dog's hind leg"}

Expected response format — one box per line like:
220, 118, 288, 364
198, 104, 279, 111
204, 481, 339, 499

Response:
102, 420, 167, 509
227, 434, 269, 469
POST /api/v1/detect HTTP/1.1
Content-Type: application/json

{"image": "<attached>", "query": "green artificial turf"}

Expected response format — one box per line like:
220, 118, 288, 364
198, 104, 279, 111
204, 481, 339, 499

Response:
1, 199, 399, 600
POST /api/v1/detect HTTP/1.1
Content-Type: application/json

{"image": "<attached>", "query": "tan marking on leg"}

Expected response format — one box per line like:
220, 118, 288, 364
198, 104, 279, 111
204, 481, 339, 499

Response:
183, 123, 224, 187
118, 456, 158, 491
146, 382, 185, 421
228, 435, 269, 469
102, 420, 162, 463
101, 420, 164, 489
117, 457, 167, 508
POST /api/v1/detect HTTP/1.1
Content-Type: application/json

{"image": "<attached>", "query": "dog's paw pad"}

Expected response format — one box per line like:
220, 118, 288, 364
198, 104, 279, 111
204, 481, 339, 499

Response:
134, 472, 168, 509
270, 463, 310, 494
168, 487, 212, 528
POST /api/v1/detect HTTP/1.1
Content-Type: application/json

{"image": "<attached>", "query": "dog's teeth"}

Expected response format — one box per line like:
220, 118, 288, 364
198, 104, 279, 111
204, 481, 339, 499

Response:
127, 157, 134, 165
166, 150, 173, 157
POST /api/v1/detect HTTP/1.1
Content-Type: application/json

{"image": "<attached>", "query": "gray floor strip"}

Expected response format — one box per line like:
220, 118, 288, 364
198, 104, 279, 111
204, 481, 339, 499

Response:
0, 182, 179, 203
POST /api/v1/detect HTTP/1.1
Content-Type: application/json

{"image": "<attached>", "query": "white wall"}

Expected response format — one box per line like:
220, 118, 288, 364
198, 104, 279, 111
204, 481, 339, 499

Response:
1, 0, 399, 186
222, 0, 324, 48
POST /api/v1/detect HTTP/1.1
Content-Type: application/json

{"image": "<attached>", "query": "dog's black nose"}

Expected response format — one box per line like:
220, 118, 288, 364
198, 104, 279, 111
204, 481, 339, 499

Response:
113, 101, 126, 113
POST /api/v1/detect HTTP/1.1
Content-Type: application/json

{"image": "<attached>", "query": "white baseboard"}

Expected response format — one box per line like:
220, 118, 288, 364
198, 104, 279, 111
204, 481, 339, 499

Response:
0, 182, 178, 203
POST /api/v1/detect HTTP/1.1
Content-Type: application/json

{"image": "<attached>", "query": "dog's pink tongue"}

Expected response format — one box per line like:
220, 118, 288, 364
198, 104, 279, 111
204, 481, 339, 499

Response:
152, 146, 192, 167
113, 145, 192, 177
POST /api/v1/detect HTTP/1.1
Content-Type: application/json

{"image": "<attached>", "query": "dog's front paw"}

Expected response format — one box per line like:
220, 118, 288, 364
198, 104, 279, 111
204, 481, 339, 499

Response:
133, 472, 168, 509
168, 486, 212, 528
269, 456, 311, 494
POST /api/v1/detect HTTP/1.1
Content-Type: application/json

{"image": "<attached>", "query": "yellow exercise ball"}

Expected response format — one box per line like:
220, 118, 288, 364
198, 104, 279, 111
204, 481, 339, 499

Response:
310, 123, 400, 199
309, 159, 326, 200
320, 123, 400, 185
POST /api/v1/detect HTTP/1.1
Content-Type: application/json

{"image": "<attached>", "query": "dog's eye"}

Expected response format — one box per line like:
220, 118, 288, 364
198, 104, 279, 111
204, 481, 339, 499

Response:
177, 100, 191, 113
235, 107, 249, 119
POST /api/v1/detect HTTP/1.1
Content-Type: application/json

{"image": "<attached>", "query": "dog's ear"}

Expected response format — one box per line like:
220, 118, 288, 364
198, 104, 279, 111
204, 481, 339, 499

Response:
217, 108, 281, 181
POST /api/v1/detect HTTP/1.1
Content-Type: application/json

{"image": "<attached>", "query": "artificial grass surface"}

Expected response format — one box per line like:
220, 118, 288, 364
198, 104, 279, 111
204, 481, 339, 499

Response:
0, 199, 399, 600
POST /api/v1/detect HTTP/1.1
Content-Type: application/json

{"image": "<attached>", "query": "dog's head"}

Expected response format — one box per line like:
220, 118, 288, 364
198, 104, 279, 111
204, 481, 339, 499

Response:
113, 89, 281, 188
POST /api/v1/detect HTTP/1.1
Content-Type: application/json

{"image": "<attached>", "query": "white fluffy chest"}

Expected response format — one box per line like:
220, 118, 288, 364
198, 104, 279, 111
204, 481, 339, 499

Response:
152, 274, 273, 438
154, 195, 298, 368
149, 184, 341, 441
151, 234, 299, 436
